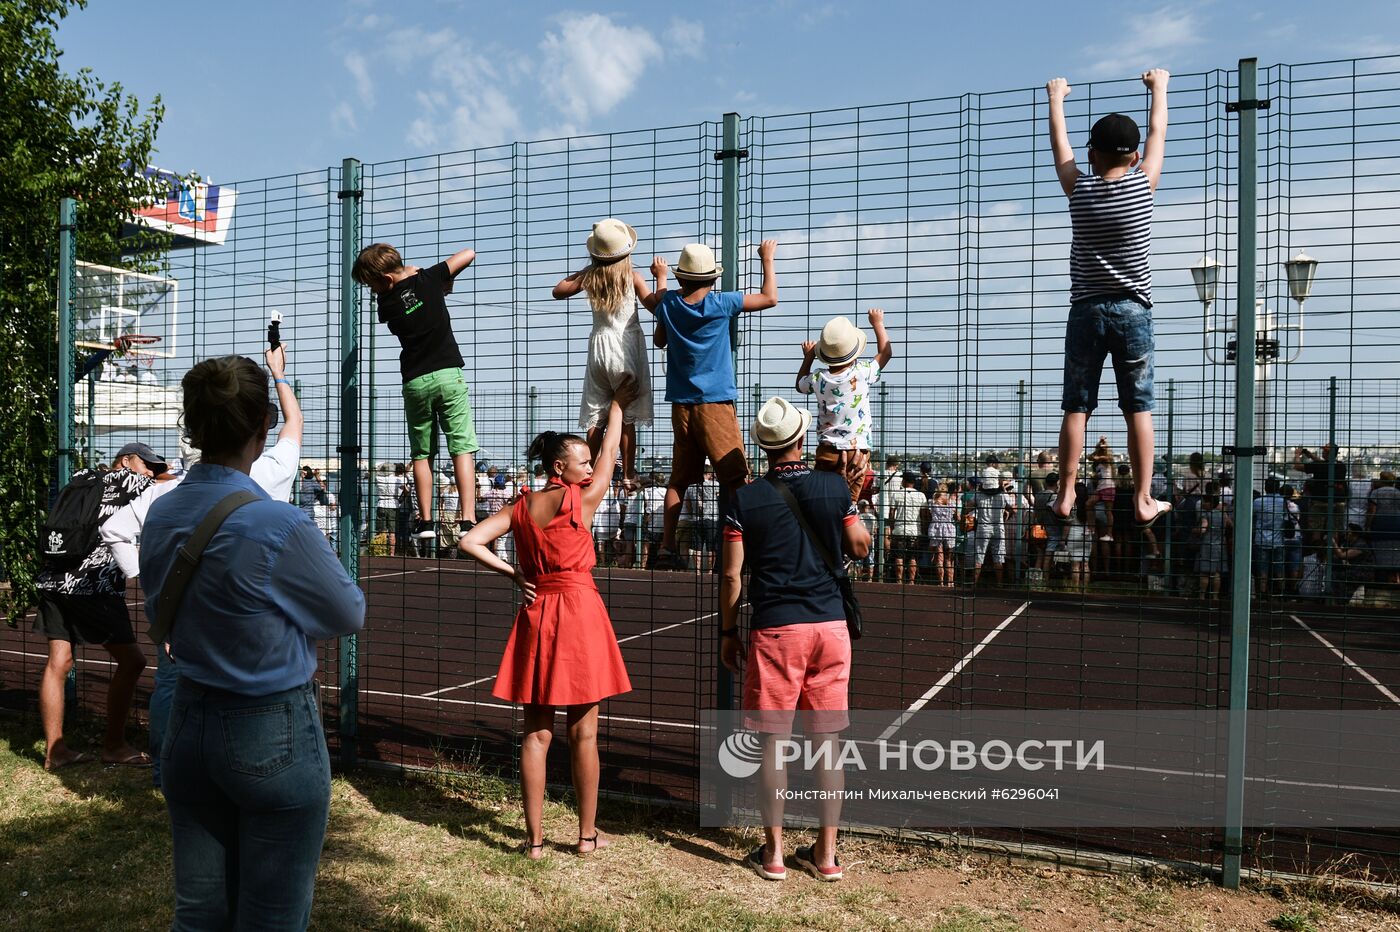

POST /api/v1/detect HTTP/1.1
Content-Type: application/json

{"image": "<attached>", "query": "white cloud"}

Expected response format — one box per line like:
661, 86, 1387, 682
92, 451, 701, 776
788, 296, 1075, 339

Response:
1081, 5, 1205, 78
664, 17, 705, 56
344, 50, 375, 107
537, 13, 663, 121
330, 100, 358, 134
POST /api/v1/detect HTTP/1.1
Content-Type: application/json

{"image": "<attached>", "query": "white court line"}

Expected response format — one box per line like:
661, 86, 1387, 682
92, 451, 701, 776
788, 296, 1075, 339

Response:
327, 685, 700, 731
1290, 614, 1400, 706
1, 648, 156, 673
876, 601, 1030, 742
421, 610, 718, 698
359, 568, 441, 582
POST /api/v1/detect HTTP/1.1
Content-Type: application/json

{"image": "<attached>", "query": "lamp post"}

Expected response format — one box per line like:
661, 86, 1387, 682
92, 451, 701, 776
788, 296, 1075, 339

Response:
1190, 253, 1320, 484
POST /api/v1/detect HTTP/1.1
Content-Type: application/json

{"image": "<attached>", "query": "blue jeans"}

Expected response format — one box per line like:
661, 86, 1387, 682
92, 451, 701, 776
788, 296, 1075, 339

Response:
1061, 296, 1155, 414
162, 678, 331, 932
150, 646, 178, 788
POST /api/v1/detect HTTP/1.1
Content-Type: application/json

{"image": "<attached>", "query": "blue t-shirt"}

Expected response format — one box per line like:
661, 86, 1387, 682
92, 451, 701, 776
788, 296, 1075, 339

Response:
655, 289, 744, 403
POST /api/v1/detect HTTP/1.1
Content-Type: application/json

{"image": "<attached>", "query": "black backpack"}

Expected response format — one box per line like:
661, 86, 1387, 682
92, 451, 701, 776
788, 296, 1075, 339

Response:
41, 472, 106, 569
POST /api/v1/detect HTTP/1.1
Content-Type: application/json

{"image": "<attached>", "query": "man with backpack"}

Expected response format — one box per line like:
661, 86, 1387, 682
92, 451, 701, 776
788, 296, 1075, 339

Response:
35, 442, 167, 770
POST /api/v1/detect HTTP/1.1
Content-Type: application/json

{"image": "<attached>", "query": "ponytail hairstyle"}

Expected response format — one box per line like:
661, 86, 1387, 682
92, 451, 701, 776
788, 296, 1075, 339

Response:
577, 256, 634, 314
181, 356, 269, 459
1073, 481, 1092, 524
525, 430, 587, 477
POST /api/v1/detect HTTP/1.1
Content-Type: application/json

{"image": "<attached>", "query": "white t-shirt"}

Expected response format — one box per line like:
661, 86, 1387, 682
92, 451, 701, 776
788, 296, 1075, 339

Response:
375, 474, 403, 510
885, 487, 927, 537
593, 488, 622, 537
641, 485, 667, 533
797, 360, 882, 450
101, 437, 302, 578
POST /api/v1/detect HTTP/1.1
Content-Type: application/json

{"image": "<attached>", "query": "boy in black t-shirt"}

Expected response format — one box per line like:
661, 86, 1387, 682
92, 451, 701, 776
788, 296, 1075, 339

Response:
353, 243, 479, 540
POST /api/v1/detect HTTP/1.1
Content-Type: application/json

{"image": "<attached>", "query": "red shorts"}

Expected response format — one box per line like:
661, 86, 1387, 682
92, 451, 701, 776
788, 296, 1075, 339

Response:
742, 620, 850, 734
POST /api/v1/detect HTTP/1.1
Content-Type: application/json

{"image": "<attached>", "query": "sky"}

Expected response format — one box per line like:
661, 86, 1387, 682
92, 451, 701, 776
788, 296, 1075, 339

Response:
55, 0, 1400, 184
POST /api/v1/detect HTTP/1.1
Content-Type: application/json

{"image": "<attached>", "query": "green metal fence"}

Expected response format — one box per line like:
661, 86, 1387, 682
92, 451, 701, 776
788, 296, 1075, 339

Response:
10, 54, 1400, 886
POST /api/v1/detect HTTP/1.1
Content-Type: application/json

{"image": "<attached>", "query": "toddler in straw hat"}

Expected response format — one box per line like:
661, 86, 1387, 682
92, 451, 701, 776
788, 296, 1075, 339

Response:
643, 238, 779, 569
553, 218, 658, 486
795, 309, 894, 502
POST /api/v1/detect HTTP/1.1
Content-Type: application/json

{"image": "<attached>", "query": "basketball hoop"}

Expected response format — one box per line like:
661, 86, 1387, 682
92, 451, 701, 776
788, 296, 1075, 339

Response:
114, 333, 162, 355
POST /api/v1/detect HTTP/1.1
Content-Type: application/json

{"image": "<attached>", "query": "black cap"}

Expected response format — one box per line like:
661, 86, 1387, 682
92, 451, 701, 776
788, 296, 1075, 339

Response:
114, 441, 167, 473
1089, 113, 1140, 154
902, 471, 918, 484
919, 461, 932, 472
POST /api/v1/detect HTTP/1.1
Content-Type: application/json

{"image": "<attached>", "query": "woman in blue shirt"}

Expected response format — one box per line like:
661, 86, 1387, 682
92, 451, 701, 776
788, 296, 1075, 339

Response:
141, 355, 365, 931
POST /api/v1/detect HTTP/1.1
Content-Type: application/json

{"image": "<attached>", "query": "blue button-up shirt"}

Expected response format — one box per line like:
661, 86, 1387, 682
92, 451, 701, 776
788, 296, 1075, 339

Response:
141, 464, 365, 695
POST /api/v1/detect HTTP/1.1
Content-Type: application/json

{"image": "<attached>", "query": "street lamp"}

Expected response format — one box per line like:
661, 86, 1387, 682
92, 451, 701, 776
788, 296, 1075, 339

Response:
1285, 250, 1319, 305
1188, 252, 1321, 484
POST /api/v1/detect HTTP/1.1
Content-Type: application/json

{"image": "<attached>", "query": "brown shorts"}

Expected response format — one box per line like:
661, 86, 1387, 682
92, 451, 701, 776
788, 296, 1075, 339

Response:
814, 444, 870, 502
669, 403, 750, 491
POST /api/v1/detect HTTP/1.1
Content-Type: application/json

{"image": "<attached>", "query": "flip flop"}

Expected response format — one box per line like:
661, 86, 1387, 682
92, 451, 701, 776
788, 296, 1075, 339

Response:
102, 750, 153, 768
44, 751, 92, 772
1136, 500, 1172, 530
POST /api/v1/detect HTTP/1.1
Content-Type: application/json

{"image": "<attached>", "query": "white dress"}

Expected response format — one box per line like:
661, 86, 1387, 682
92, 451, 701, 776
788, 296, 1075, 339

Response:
579, 283, 653, 430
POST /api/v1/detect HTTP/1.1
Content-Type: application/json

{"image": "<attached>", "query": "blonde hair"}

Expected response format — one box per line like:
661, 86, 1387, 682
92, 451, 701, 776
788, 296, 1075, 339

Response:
578, 257, 634, 314
351, 243, 404, 288
181, 356, 268, 458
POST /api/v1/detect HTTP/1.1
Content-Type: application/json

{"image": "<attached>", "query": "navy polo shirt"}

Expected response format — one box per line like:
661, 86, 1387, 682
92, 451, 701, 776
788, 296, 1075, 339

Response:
725, 463, 858, 630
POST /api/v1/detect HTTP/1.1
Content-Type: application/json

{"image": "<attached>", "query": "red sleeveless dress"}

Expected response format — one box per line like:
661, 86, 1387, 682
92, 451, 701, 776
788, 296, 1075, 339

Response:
492, 479, 632, 706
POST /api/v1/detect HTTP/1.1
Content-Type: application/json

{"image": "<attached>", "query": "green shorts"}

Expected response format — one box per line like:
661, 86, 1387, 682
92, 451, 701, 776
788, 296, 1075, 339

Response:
403, 368, 479, 461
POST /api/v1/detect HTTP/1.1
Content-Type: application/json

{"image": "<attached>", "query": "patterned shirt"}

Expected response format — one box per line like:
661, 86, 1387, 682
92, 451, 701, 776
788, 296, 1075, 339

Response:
37, 468, 153, 597
1069, 169, 1153, 308
797, 360, 882, 450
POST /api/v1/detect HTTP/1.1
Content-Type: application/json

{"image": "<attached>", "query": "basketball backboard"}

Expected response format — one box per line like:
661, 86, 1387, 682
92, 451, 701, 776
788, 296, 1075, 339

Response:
73, 260, 178, 359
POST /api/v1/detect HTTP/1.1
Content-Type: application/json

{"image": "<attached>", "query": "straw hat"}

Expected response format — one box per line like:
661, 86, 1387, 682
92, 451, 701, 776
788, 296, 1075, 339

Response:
586, 218, 637, 262
817, 317, 868, 366
673, 243, 722, 281
752, 397, 812, 451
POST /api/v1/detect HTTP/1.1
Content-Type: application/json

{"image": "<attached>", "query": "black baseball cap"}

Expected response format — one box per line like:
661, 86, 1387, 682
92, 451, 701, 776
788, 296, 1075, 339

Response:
902, 471, 918, 484
1089, 113, 1140, 154
114, 441, 167, 473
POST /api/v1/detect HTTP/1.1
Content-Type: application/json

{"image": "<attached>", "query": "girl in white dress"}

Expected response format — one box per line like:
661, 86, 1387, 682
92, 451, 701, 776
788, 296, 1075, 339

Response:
553, 218, 655, 486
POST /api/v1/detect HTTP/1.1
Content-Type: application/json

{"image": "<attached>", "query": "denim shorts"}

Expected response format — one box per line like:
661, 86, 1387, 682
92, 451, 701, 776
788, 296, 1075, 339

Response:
1061, 296, 1155, 414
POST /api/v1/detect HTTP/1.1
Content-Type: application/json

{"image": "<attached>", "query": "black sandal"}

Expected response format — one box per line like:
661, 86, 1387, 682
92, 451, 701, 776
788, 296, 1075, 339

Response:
578, 833, 605, 854
522, 841, 545, 858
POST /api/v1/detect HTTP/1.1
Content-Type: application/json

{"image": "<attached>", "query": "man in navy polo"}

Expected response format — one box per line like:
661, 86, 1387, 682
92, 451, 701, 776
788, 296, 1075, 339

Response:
720, 397, 871, 883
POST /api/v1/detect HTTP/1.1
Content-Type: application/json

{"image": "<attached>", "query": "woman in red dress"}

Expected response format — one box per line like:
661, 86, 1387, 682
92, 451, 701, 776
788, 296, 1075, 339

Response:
460, 378, 638, 859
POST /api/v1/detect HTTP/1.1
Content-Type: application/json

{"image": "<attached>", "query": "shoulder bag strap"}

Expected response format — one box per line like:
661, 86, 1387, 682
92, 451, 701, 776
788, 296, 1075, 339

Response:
765, 473, 841, 577
149, 490, 261, 645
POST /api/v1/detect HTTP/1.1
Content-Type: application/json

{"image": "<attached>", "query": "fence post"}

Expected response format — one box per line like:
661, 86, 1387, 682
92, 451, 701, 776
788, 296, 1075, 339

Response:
1016, 380, 1025, 583
366, 386, 376, 543
57, 198, 78, 707
527, 385, 538, 447
875, 381, 888, 578
1222, 58, 1262, 891
56, 198, 78, 485
1163, 379, 1175, 590
1324, 376, 1338, 596
337, 157, 363, 768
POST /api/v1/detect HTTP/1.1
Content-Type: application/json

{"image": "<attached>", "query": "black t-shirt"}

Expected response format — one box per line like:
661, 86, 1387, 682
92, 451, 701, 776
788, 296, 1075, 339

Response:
376, 262, 464, 383
1303, 459, 1348, 502
726, 464, 857, 630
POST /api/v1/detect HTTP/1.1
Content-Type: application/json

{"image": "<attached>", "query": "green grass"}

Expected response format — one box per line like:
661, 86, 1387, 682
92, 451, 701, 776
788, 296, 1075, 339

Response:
4, 711, 1399, 931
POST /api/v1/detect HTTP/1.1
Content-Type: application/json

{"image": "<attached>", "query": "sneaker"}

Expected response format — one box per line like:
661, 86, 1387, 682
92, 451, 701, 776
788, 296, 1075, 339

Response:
744, 845, 786, 881
793, 844, 843, 882
456, 519, 476, 540
1098, 534, 1114, 543
412, 519, 437, 540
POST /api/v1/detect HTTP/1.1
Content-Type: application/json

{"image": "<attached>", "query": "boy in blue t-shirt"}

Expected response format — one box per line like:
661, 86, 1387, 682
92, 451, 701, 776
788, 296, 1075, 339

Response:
642, 239, 778, 569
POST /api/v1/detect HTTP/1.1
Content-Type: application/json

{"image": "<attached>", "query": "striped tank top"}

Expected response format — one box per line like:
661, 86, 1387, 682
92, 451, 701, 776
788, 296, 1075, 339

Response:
1068, 168, 1153, 308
